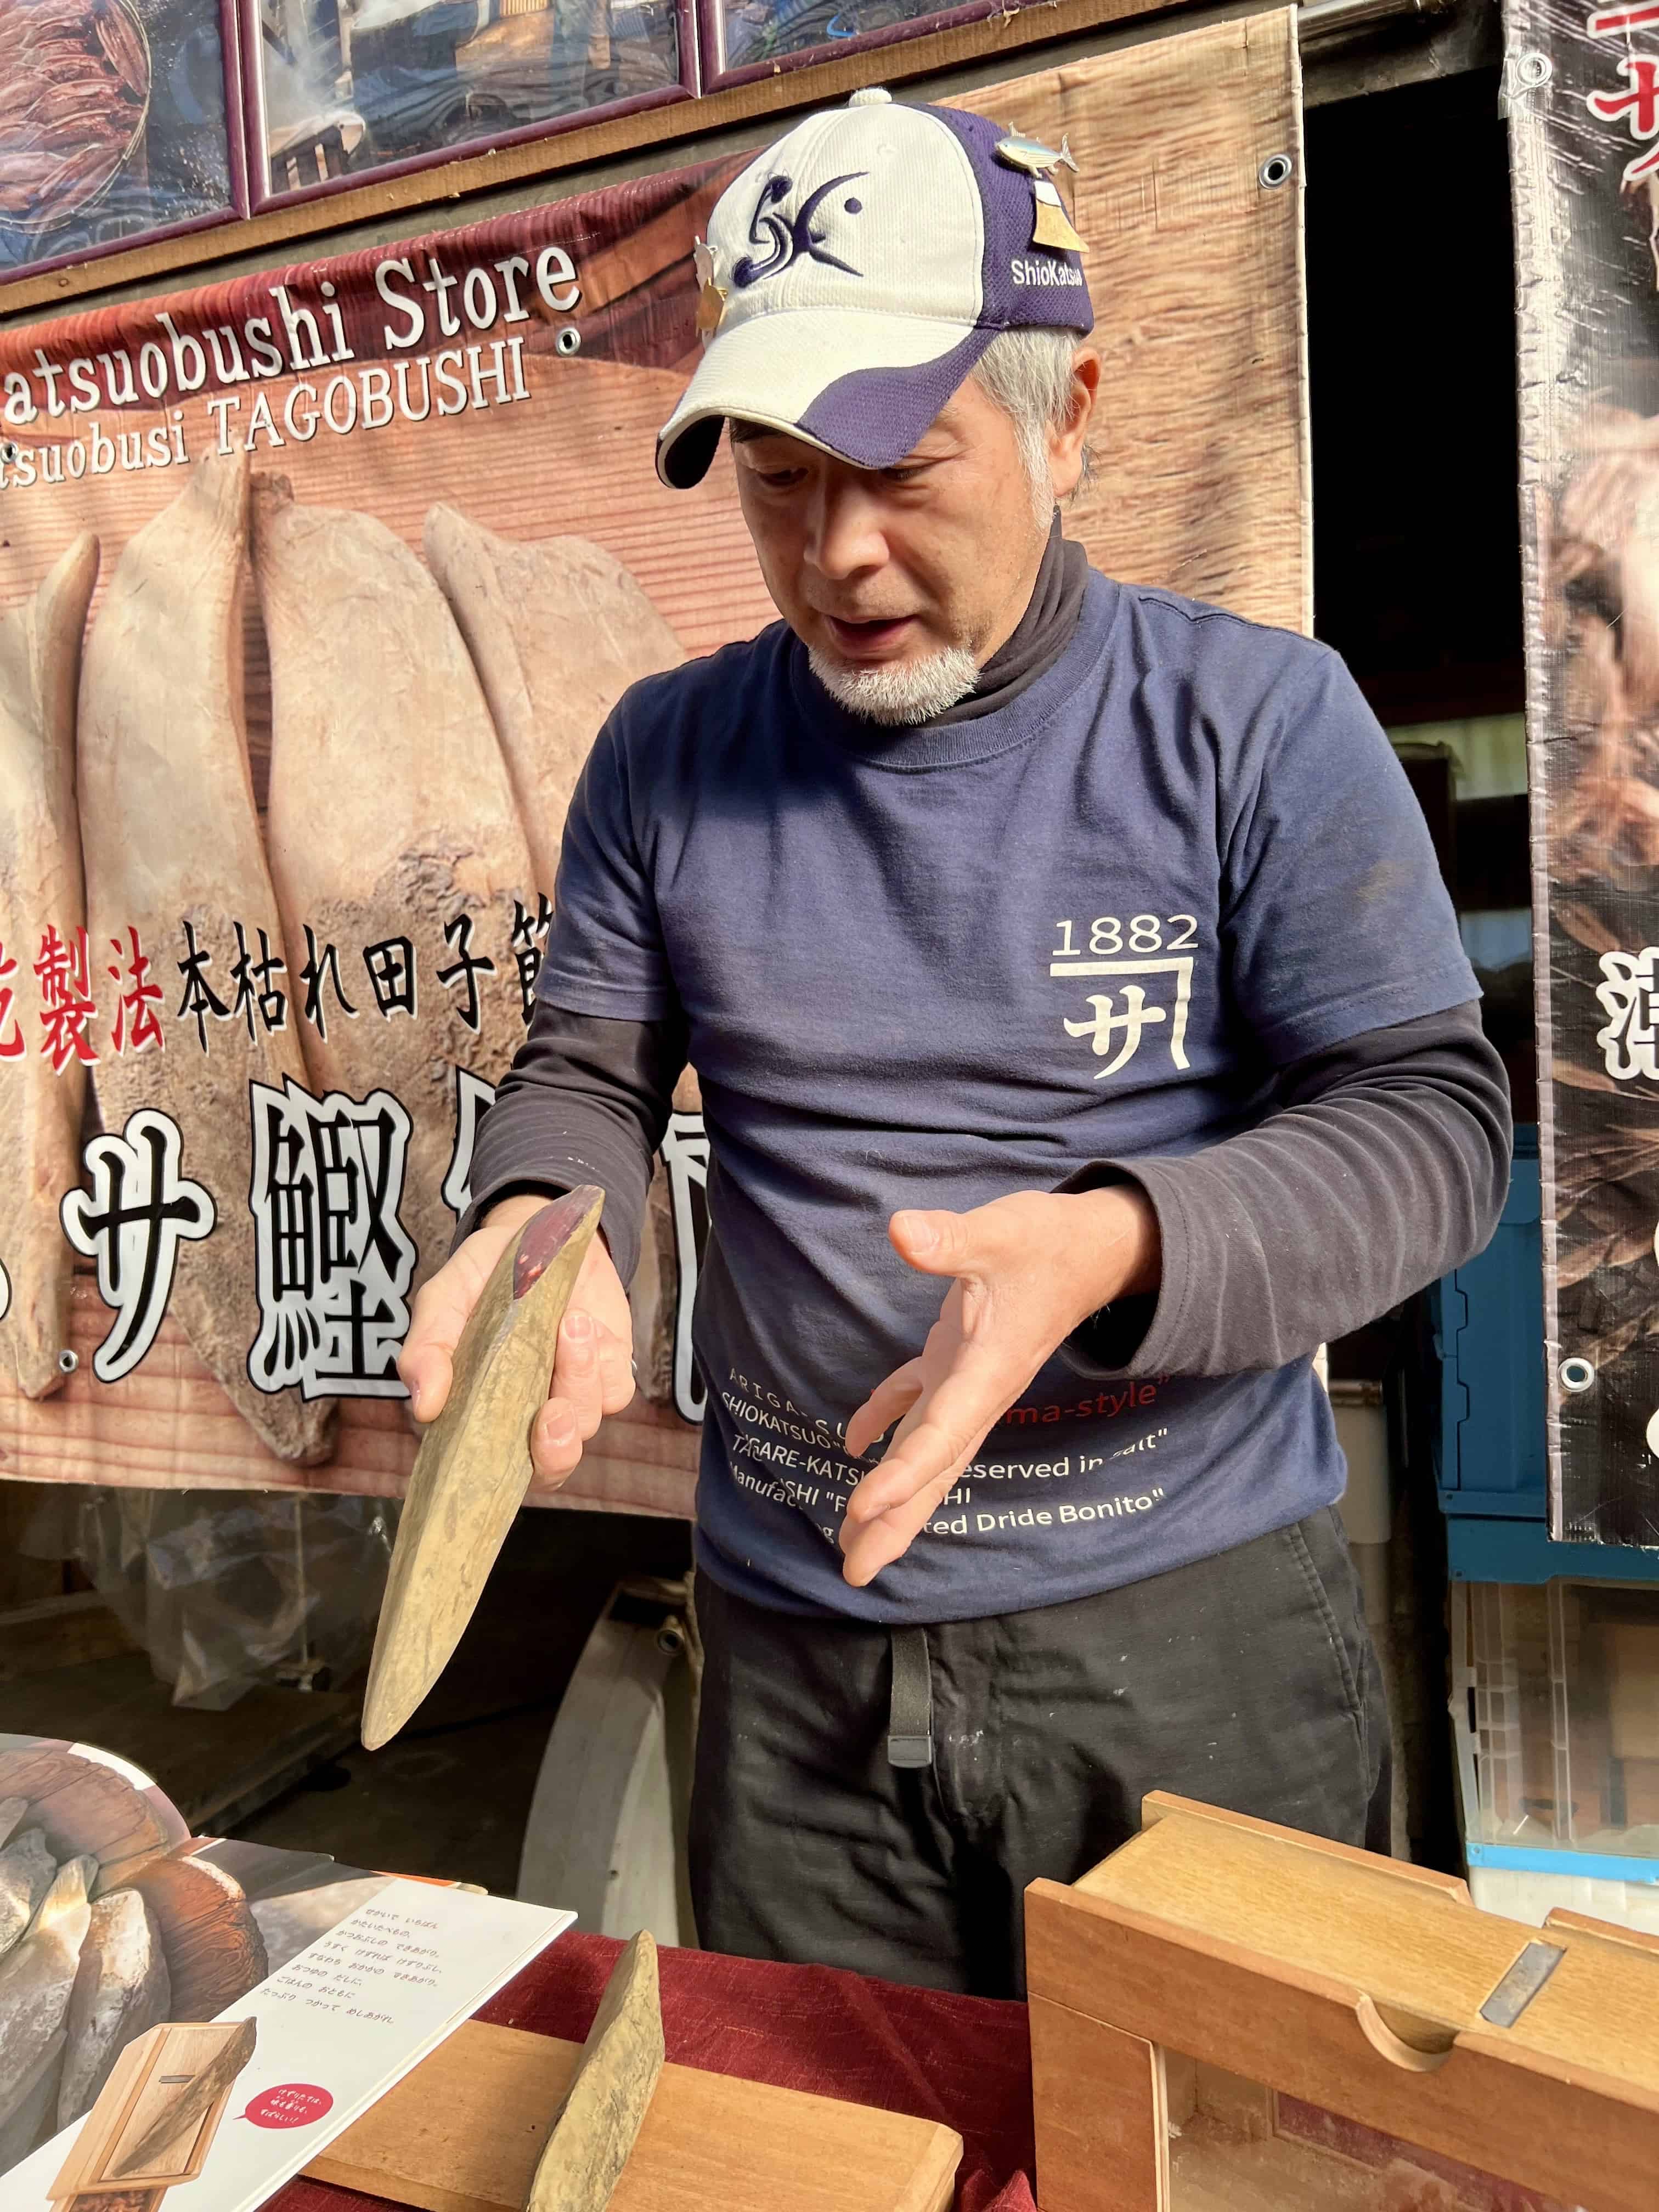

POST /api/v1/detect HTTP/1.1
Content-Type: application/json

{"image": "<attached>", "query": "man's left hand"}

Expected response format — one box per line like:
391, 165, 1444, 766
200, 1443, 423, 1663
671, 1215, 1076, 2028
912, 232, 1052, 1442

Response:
840, 1186, 1160, 1588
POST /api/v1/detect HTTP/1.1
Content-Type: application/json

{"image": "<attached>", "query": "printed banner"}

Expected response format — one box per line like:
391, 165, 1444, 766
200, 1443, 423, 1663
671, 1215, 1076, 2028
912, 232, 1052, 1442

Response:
1509, 0, 1659, 1540
0, 23, 1308, 1511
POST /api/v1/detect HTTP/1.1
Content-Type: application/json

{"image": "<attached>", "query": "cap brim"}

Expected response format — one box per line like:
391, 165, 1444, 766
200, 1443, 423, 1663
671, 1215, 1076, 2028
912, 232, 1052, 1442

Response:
656, 307, 995, 489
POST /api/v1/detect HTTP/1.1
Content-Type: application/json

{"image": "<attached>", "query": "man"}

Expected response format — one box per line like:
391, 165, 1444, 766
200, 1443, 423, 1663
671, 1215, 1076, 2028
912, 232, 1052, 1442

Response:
402, 88, 1511, 1997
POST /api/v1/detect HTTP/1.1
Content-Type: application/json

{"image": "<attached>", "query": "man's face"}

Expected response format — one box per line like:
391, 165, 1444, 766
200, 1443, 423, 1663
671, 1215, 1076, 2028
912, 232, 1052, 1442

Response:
730, 360, 1092, 693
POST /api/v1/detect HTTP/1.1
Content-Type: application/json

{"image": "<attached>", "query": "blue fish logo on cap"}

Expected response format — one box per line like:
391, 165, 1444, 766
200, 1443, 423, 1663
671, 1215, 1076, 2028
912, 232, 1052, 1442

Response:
733, 172, 870, 288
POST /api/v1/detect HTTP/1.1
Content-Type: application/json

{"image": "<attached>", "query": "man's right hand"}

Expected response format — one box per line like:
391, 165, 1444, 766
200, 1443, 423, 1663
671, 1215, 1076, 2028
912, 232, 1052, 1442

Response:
397, 1192, 636, 1488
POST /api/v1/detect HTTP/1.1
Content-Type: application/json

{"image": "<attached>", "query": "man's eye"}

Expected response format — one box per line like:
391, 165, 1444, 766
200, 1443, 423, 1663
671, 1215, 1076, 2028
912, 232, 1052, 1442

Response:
760, 470, 805, 489
882, 465, 928, 484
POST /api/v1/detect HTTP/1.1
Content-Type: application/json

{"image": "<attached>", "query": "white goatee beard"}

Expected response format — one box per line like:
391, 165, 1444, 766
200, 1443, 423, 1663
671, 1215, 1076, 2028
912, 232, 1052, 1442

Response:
808, 643, 980, 727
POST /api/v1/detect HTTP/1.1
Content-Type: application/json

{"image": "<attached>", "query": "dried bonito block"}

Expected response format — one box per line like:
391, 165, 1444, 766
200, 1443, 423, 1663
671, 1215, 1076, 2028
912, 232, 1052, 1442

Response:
111, 1850, 267, 2022
526, 1929, 663, 2212
0, 533, 99, 1399
77, 451, 334, 1465
0, 2026, 64, 2169
255, 478, 535, 1291
424, 508, 684, 901
57, 1888, 171, 2128
0, 1828, 56, 1961
0, 1852, 92, 2120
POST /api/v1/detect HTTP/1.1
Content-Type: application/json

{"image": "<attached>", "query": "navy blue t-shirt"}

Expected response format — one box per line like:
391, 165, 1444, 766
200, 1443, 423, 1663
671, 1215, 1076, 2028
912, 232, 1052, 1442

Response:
537, 573, 1477, 1622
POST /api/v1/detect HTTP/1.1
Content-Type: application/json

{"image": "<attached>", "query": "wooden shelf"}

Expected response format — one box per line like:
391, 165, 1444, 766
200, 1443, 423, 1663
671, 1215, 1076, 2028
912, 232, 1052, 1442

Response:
0, 0, 1190, 321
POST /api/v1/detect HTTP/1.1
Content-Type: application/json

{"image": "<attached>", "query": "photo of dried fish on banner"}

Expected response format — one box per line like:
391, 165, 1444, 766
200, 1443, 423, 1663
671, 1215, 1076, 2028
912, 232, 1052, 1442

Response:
0, 0, 244, 280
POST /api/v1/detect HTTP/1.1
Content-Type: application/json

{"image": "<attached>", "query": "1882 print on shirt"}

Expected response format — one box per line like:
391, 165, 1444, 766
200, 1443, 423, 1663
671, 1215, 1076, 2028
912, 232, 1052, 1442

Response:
540, 574, 1477, 1624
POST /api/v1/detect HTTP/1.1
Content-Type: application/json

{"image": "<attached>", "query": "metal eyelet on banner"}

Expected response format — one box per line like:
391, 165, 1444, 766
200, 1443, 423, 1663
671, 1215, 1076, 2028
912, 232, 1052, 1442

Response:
1500, 49, 1551, 116
555, 326, 583, 357
1259, 154, 1295, 189
57, 1348, 78, 1376
1559, 1357, 1595, 1393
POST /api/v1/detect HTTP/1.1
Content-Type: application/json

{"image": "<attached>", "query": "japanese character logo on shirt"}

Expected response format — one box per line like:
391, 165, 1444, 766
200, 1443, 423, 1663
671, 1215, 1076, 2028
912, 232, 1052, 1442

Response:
1051, 913, 1198, 1080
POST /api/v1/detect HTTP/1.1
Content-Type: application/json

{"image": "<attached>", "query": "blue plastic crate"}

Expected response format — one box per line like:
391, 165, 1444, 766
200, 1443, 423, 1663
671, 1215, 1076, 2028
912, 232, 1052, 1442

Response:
1430, 1126, 1545, 1520
1429, 1125, 1659, 1583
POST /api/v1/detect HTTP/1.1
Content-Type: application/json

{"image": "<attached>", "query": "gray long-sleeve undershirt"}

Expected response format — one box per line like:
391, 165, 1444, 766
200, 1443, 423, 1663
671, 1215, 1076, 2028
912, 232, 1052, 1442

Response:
460, 997, 1510, 1378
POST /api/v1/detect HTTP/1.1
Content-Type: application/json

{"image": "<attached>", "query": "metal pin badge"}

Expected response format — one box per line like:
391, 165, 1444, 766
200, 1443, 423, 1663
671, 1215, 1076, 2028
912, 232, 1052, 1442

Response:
994, 129, 1084, 253
995, 128, 1080, 177
693, 238, 726, 337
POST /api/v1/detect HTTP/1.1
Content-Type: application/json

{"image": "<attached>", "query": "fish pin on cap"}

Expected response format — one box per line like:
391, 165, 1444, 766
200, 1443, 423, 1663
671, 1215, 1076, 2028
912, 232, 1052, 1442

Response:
693, 238, 726, 337
995, 128, 1084, 255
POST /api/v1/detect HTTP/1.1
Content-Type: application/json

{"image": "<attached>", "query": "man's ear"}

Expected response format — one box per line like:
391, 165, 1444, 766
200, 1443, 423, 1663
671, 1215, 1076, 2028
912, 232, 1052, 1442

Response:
1050, 346, 1101, 502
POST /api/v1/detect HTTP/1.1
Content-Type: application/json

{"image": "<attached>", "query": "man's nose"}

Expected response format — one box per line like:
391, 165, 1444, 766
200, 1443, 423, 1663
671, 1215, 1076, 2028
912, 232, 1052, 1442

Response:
804, 476, 887, 579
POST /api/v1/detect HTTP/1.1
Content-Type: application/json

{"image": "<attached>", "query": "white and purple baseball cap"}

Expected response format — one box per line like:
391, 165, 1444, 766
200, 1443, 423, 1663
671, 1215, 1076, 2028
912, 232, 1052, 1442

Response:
655, 86, 1095, 490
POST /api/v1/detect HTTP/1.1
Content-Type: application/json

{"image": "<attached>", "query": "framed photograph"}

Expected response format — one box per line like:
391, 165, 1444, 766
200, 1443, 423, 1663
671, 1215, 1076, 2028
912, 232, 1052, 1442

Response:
698, 0, 996, 91
1, 0, 248, 283
243, 0, 696, 210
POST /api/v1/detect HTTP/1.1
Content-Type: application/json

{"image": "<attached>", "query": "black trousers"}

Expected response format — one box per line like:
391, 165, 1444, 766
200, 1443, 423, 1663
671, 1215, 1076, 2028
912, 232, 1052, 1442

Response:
688, 1506, 1390, 1998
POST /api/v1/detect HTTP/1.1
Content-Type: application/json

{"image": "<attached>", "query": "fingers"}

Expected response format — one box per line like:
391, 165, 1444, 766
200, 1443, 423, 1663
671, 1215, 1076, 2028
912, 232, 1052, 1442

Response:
889, 1194, 1051, 1285
401, 1199, 635, 1464
839, 1189, 1074, 1586
888, 1207, 972, 1279
845, 1413, 979, 1526
841, 1471, 962, 1589
594, 1316, 636, 1415
531, 1392, 585, 1485
555, 1309, 609, 1440
399, 1339, 453, 1427
529, 1306, 633, 1486
845, 1341, 1011, 1525
568, 1238, 636, 1417
845, 1361, 924, 1457
840, 1342, 1016, 1585
398, 1197, 545, 1423
398, 1260, 487, 1422
841, 1390, 988, 1590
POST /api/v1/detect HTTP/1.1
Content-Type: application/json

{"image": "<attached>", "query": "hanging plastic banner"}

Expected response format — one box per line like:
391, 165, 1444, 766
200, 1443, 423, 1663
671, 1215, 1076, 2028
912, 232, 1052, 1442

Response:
1508, 0, 1659, 1541
0, 24, 1308, 1517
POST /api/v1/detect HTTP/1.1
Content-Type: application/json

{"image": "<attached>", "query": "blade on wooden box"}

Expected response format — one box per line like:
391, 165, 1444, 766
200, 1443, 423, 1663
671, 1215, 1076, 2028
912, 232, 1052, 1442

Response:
109, 2020, 259, 2181
49, 2020, 258, 2204
362, 1188, 605, 1751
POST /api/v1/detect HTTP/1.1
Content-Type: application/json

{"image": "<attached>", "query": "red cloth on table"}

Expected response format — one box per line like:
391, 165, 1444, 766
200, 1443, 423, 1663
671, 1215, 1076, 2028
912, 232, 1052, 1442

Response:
271, 1931, 1037, 2212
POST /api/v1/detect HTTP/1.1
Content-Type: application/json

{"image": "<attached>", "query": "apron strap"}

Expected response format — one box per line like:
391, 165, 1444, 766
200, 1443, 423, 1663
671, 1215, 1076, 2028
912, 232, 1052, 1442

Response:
887, 1625, 934, 1769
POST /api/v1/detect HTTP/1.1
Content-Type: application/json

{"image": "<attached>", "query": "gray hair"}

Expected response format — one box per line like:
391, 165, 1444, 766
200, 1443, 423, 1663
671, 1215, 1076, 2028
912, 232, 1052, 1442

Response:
970, 328, 1094, 521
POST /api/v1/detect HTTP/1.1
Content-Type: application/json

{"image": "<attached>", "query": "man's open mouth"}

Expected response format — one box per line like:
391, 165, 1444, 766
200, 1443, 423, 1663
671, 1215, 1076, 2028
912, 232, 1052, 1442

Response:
823, 614, 915, 659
